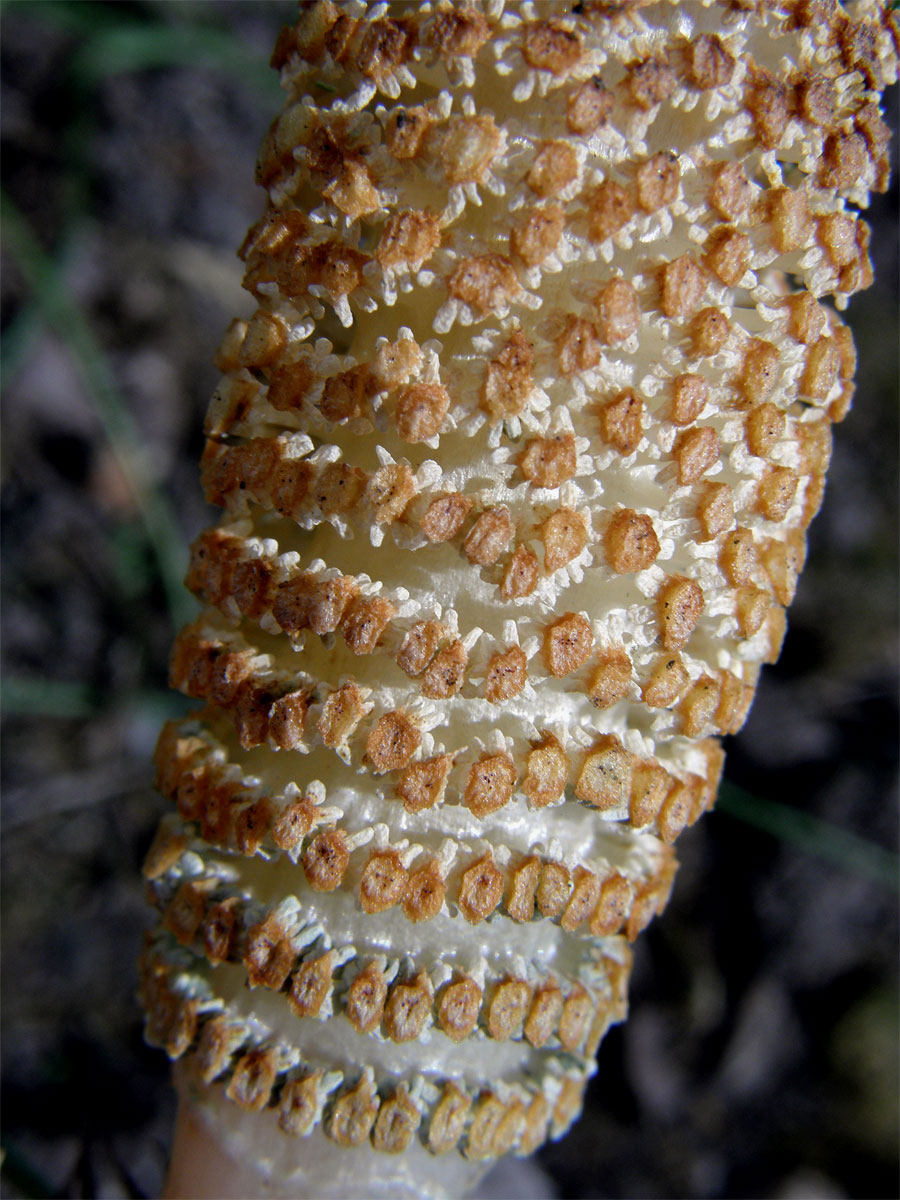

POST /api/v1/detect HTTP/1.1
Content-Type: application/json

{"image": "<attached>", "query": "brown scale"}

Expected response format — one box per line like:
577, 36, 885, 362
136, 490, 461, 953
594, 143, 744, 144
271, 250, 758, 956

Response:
278, 1073, 321, 1137
201, 899, 241, 966
383, 103, 437, 163
341, 595, 396, 656
164, 879, 216, 946
559, 984, 593, 1054
421, 639, 468, 698
659, 254, 707, 322
287, 951, 334, 1019
511, 204, 566, 268
800, 337, 840, 406
403, 858, 446, 923
635, 151, 681, 216
421, 492, 473, 542
629, 760, 670, 830
524, 981, 564, 1049
244, 913, 298, 990
372, 1084, 421, 1154
439, 115, 503, 187
142, 820, 188, 881
673, 426, 720, 485
364, 711, 421, 774
556, 314, 602, 376
366, 463, 417, 524
574, 736, 632, 810
505, 856, 541, 922
594, 277, 641, 344
536, 861, 571, 920
627, 54, 677, 109
447, 254, 518, 315
393, 380, 450, 442
543, 612, 593, 677
500, 545, 540, 599
383, 972, 432, 1042
485, 978, 532, 1041
586, 179, 635, 244
522, 16, 584, 76
587, 646, 633, 709
427, 1083, 470, 1155
463, 506, 514, 565
527, 140, 579, 198
561, 868, 603, 932
457, 851, 505, 922
691, 306, 732, 356
540, 507, 588, 572
358, 848, 409, 914
463, 755, 516, 819
436, 976, 482, 1042
227, 1048, 280, 1113
696, 481, 734, 542
484, 644, 528, 703
551, 1077, 586, 1139
319, 365, 374, 424
642, 654, 691, 710
684, 32, 736, 89
429, 6, 491, 60
657, 575, 704, 651
599, 388, 643, 455
518, 433, 577, 487
317, 463, 368, 516
766, 188, 815, 254
466, 1092, 526, 1160
317, 683, 367, 751
522, 733, 568, 807
705, 226, 753, 287
302, 829, 350, 892
328, 1073, 379, 1147
196, 1015, 247, 1086
140, 963, 199, 1060
396, 752, 454, 813
566, 75, 614, 135
345, 962, 388, 1035
518, 1094, 551, 1157
680, 676, 722, 740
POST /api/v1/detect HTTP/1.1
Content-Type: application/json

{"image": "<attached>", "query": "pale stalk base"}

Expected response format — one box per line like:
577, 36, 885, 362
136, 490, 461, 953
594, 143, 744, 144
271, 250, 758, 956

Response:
164, 1064, 493, 1200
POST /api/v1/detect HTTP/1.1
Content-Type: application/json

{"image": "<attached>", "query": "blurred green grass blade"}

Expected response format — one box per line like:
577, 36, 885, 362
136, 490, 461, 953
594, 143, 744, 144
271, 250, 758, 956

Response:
71, 22, 281, 98
1, 676, 190, 719
0, 1138, 56, 1200
1, 676, 100, 718
0, 0, 130, 35
0, 300, 44, 393
1, 192, 196, 630
718, 782, 899, 892
6, 0, 280, 98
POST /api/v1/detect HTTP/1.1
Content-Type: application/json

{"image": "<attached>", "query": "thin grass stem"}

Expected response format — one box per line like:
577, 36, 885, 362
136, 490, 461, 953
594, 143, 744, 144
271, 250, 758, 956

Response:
2, 192, 196, 630
717, 781, 899, 893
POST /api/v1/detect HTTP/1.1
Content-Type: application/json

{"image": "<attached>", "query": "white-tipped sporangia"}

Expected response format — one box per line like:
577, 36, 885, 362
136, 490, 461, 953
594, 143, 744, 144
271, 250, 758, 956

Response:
141, 2, 896, 1195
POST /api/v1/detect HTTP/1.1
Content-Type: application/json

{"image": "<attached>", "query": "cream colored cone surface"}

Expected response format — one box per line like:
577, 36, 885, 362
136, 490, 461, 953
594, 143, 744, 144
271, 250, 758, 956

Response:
140, 0, 896, 1190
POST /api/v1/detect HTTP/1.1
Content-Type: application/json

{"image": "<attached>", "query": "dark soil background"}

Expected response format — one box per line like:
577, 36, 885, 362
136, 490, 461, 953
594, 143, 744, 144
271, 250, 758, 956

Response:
1, 3, 897, 1198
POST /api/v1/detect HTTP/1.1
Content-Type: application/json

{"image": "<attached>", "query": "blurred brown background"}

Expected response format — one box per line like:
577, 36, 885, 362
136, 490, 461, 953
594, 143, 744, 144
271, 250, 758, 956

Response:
1, 3, 897, 1197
